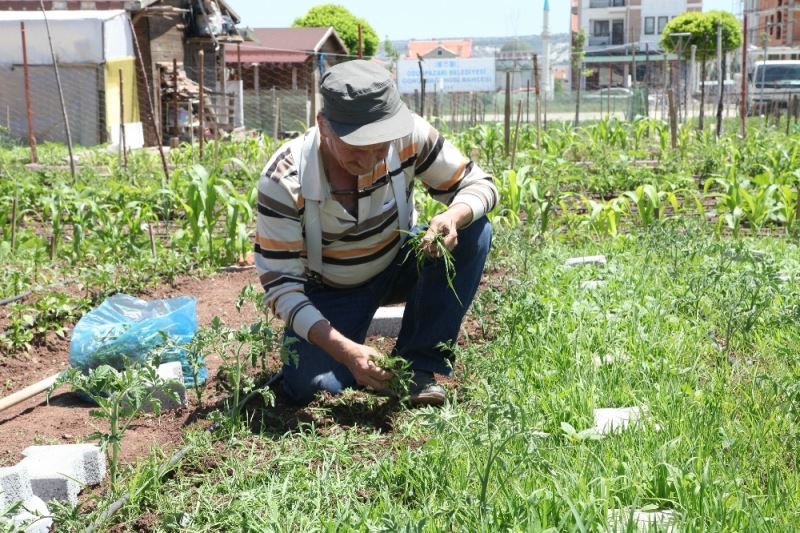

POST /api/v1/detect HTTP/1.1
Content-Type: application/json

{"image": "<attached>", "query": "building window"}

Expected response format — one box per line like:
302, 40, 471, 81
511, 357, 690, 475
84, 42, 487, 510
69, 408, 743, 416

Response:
644, 17, 655, 35
657, 16, 669, 34
593, 20, 610, 37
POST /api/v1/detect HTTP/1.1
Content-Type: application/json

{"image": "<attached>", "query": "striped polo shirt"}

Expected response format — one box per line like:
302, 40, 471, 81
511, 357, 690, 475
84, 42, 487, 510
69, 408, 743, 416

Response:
255, 114, 498, 341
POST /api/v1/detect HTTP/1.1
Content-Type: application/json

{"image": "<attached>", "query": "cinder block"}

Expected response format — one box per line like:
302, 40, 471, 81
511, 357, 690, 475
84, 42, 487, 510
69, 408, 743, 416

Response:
20, 444, 106, 504
565, 255, 607, 268
0, 464, 32, 509
22, 444, 105, 486
2, 496, 52, 533
593, 407, 646, 435
157, 361, 184, 382
607, 508, 676, 532
367, 306, 404, 338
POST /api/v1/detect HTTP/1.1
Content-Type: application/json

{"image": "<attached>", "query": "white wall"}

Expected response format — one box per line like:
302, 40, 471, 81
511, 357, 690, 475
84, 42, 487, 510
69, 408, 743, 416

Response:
640, 1, 688, 47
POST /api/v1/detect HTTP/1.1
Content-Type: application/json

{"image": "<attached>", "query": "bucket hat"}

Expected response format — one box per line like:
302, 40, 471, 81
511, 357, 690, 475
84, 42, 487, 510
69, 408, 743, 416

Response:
320, 59, 413, 146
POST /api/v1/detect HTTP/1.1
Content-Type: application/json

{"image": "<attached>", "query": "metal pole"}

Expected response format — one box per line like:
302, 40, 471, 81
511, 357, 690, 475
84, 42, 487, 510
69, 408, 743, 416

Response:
129, 18, 170, 181
20, 22, 37, 164
39, 0, 75, 180
199, 50, 206, 158
119, 69, 127, 168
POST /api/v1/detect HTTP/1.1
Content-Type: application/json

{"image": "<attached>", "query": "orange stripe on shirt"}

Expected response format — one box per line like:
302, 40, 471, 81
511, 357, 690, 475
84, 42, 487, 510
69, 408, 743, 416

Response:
399, 143, 416, 161
358, 162, 387, 189
322, 231, 398, 259
256, 235, 304, 251
432, 160, 467, 191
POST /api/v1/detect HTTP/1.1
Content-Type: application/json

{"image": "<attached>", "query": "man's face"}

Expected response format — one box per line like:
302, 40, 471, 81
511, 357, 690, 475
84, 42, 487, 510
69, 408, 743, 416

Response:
321, 117, 391, 176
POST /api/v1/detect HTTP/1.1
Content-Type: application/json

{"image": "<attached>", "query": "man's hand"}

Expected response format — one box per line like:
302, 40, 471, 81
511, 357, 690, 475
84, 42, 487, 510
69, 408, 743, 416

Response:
423, 203, 473, 257
308, 320, 392, 391
345, 344, 393, 391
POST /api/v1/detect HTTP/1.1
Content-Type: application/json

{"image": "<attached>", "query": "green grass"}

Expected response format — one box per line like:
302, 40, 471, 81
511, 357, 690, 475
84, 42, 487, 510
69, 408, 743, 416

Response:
60, 220, 800, 531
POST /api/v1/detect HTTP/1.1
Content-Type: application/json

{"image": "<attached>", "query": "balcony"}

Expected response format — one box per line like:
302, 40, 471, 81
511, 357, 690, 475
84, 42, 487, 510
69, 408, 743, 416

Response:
588, 0, 626, 8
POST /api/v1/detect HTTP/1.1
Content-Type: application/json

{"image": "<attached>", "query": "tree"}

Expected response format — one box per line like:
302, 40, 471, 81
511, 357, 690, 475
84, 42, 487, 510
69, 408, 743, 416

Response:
293, 4, 379, 58
661, 10, 742, 131
500, 39, 533, 54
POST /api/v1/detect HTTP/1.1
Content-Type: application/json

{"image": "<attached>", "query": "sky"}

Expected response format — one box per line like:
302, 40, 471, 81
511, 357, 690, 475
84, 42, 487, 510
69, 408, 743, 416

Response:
226, 0, 739, 41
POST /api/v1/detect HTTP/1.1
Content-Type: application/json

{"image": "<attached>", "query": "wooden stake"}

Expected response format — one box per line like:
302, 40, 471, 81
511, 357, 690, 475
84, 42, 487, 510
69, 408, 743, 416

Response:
199, 50, 206, 159
668, 62, 678, 149
741, 10, 748, 138
511, 100, 523, 169
533, 54, 542, 148
172, 58, 179, 139
20, 22, 37, 164
148, 221, 157, 259
129, 18, 170, 182
504, 71, 511, 157
10, 197, 17, 252
0, 373, 61, 414
39, 0, 75, 181
358, 25, 363, 58
119, 69, 128, 168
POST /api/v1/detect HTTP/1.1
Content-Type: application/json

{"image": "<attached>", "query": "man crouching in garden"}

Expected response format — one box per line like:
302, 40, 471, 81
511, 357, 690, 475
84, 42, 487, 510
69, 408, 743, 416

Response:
255, 60, 498, 406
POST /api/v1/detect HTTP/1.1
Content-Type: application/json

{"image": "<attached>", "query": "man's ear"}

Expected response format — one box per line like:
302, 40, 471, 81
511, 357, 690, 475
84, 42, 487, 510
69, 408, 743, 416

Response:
317, 113, 328, 136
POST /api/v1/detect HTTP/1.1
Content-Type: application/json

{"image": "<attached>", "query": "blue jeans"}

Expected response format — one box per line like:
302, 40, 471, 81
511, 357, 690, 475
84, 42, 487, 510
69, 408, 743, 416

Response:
282, 216, 493, 404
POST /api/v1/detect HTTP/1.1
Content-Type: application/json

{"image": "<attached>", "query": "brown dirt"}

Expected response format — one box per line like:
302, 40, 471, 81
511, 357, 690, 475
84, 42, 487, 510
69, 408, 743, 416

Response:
0, 265, 503, 469
0, 268, 261, 467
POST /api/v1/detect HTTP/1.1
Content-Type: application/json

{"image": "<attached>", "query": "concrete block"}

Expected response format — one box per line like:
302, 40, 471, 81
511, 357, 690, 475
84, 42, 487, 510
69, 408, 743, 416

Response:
367, 306, 404, 338
2, 496, 52, 533
157, 361, 184, 382
592, 352, 629, 368
22, 444, 105, 486
593, 407, 645, 435
565, 255, 607, 268
0, 464, 32, 509
607, 508, 676, 532
146, 381, 187, 413
580, 280, 606, 290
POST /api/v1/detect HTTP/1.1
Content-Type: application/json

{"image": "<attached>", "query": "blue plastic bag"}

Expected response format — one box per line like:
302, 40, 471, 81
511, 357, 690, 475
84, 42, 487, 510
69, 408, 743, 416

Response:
69, 294, 206, 385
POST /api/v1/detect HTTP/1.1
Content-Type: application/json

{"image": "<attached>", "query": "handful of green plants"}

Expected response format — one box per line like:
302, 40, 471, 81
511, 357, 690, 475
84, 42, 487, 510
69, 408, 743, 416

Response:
402, 228, 461, 305
372, 353, 413, 399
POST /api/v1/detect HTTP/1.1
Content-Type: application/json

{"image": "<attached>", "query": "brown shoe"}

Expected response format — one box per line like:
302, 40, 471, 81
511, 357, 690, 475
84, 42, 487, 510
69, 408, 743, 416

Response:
408, 371, 446, 407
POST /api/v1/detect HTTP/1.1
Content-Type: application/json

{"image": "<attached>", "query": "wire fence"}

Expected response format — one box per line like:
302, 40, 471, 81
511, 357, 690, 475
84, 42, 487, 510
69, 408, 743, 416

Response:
4, 20, 800, 158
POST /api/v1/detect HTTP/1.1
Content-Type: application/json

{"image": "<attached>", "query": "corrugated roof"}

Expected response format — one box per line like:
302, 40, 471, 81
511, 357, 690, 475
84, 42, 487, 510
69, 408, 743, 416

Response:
224, 27, 348, 65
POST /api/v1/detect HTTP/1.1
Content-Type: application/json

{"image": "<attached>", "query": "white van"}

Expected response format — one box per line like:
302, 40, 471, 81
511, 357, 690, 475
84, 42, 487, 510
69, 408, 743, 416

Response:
749, 60, 800, 114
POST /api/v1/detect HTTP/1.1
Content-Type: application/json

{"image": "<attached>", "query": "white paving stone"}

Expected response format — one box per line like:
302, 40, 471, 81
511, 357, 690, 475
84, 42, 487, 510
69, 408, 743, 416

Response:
593, 407, 646, 434
565, 255, 607, 268
367, 306, 404, 337
580, 280, 606, 290
607, 508, 676, 532
592, 352, 629, 368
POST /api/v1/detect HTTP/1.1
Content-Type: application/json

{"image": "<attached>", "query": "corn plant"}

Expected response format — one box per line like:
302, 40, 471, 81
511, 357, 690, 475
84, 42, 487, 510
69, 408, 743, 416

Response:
48, 361, 177, 490
622, 184, 680, 226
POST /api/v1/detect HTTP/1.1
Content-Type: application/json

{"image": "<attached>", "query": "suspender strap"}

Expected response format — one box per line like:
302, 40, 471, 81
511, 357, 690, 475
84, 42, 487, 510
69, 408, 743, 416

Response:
299, 134, 410, 283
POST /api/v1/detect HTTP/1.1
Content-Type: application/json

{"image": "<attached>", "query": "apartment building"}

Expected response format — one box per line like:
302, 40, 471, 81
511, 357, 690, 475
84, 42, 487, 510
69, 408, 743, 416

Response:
570, 0, 701, 88
744, 0, 800, 53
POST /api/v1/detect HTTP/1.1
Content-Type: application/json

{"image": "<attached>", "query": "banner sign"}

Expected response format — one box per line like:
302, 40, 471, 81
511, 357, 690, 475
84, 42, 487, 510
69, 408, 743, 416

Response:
396, 57, 496, 93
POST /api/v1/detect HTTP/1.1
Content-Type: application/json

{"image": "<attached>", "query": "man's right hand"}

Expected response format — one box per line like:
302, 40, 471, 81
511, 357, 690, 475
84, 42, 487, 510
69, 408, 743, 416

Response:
345, 344, 393, 391
308, 319, 393, 391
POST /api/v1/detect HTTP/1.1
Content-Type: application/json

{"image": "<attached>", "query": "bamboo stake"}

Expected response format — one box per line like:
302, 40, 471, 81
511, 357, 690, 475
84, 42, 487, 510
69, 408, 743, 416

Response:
172, 58, 179, 139
20, 22, 37, 164
128, 18, 170, 182
148, 222, 157, 259
39, 0, 75, 181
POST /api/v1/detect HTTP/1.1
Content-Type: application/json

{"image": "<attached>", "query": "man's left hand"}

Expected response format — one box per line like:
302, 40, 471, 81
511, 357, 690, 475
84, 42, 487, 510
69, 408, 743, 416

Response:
423, 204, 473, 257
